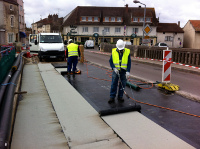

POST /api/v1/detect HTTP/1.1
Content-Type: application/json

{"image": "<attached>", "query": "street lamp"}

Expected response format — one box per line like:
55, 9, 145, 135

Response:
133, 0, 146, 45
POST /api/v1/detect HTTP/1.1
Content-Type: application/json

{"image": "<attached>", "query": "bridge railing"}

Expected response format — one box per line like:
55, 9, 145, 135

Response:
137, 46, 200, 67
100, 43, 200, 67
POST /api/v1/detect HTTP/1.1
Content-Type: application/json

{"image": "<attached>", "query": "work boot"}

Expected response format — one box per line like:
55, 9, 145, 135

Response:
118, 97, 124, 102
108, 98, 115, 104
67, 72, 71, 77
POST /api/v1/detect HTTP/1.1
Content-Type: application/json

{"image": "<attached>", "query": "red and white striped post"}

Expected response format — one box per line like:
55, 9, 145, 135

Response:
162, 48, 172, 82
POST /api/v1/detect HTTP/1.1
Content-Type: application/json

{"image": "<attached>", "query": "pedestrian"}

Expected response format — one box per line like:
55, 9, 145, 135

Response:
66, 39, 80, 76
108, 39, 131, 103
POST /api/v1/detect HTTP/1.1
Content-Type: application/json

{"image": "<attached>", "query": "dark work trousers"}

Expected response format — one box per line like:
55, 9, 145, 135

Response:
67, 56, 78, 73
110, 69, 127, 99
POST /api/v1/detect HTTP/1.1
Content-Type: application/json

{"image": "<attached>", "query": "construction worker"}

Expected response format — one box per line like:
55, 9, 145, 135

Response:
66, 39, 80, 75
108, 39, 131, 103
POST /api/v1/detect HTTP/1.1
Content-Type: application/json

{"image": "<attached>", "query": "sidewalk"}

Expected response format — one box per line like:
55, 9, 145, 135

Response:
11, 62, 195, 149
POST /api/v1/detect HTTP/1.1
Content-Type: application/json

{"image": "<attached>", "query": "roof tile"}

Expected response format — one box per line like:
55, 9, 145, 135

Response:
190, 20, 200, 31
63, 6, 158, 26
157, 23, 184, 33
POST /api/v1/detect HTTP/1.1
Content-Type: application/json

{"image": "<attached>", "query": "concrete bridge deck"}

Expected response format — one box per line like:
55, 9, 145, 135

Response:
11, 63, 194, 149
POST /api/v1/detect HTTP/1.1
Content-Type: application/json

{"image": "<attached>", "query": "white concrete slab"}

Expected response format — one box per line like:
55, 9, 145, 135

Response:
102, 112, 195, 149
72, 138, 129, 149
38, 64, 129, 149
11, 64, 68, 149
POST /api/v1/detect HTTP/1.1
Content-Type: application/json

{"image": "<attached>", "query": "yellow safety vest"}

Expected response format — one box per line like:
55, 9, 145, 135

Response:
67, 43, 79, 57
112, 48, 130, 70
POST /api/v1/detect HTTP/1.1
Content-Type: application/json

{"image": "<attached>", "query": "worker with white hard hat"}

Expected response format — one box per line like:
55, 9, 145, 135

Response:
108, 39, 131, 103
66, 39, 80, 76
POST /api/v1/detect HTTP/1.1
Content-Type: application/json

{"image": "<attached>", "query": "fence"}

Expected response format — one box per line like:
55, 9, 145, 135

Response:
137, 46, 200, 67
0, 45, 16, 84
101, 43, 200, 67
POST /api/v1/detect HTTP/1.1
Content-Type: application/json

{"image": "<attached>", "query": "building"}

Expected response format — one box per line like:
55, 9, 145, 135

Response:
17, 0, 26, 44
62, 5, 159, 45
0, 0, 19, 45
183, 20, 200, 49
32, 14, 63, 34
156, 22, 184, 48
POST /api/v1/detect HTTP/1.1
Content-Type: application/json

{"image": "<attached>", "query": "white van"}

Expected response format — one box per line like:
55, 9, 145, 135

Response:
29, 33, 65, 61
84, 40, 94, 49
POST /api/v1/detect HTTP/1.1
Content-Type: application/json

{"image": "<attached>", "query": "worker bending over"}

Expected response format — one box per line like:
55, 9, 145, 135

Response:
66, 39, 80, 75
109, 39, 131, 103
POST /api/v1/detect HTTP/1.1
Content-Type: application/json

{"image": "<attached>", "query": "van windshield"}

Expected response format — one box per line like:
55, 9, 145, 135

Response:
40, 35, 62, 43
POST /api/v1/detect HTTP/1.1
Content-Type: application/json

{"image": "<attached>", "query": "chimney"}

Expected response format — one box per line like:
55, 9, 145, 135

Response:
125, 4, 128, 13
178, 21, 180, 27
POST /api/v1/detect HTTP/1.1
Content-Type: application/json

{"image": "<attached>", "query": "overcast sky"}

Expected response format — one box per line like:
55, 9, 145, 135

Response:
24, 0, 200, 28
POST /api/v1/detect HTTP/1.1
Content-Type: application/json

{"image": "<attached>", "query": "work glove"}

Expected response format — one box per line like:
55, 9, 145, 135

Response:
113, 68, 119, 75
78, 57, 81, 61
126, 72, 130, 79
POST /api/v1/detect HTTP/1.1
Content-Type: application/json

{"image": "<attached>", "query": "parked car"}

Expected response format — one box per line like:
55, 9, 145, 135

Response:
154, 42, 168, 47
124, 41, 132, 45
84, 40, 94, 49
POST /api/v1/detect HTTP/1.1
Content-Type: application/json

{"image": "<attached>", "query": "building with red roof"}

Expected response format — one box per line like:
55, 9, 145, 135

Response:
183, 20, 200, 49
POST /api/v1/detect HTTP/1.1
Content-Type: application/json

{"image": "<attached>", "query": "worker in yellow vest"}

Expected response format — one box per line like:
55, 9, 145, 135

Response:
66, 39, 80, 75
108, 39, 131, 103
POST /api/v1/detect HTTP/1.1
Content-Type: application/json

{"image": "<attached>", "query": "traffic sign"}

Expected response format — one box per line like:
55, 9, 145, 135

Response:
143, 39, 151, 43
143, 24, 152, 35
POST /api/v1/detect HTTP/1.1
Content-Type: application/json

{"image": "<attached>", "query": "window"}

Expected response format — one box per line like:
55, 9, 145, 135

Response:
117, 17, 121, 22
82, 27, 88, 32
133, 17, 138, 22
8, 33, 14, 43
105, 17, 109, 22
10, 5, 13, 10
82, 17, 86, 21
94, 17, 98, 22
133, 28, 138, 34
115, 27, 121, 33
93, 27, 99, 33
165, 36, 173, 41
88, 17, 92, 21
139, 18, 144, 22
111, 17, 115, 22
22, 16, 24, 23
146, 18, 151, 22
30, 35, 37, 43
20, 5, 23, 11
104, 27, 110, 33
11, 16, 14, 27
40, 35, 62, 43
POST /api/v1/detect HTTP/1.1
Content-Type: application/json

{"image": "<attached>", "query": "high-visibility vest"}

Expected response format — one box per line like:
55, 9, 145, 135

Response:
112, 48, 130, 70
67, 43, 79, 57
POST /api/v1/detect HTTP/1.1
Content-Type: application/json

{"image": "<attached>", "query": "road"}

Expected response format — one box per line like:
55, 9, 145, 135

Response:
84, 48, 200, 98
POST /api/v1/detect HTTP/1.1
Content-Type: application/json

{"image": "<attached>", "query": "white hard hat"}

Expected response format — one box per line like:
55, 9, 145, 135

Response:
116, 39, 125, 50
68, 39, 73, 43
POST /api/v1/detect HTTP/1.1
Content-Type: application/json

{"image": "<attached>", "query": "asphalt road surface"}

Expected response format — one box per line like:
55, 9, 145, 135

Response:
84, 49, 200, 98
54, 58, 200, 148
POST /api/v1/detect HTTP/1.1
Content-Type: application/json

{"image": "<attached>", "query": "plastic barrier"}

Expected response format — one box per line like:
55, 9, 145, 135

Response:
0, 46, 16, 84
